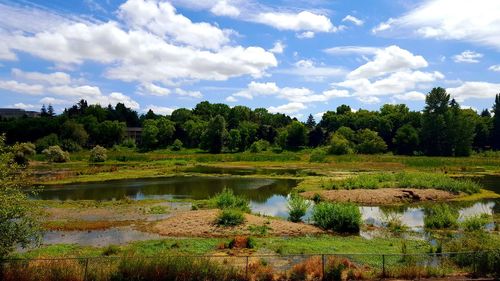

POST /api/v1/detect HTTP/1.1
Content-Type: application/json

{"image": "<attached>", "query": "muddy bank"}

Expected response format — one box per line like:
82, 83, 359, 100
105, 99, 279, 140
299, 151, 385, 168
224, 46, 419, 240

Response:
301, 188, 457, 205
152, 209, 324, 237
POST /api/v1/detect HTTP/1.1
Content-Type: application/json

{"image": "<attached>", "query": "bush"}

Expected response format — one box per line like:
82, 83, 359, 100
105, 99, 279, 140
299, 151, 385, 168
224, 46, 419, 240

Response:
287, 193, 311, 223
12, 142, 36, 166
102, 245, 120, 256
424, 204, 459, 229
212, 188, 250, 212
215, 209, 245, 227
328, 133, 353, 155
249, 140, 270, 153
35, 134, 60, 153
309, 148, 328, 162
355, 129, 387, 154
462, 214, 492, 231
171, 139, 183, 151
121, 138, 136, 148
60, 139, 82, 152
312, 202, 361, 233
42, 145, 70, 163
89, 145, 107, 162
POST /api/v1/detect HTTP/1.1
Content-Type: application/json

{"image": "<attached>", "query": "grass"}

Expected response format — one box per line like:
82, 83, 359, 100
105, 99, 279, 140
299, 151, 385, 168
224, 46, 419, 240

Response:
211, 188, 250, 212
215, 209, 246, 226
329, 171, 481, 194
286, 193, 311, 223
424, 204, 459, 229
312, 202, 362, 233
462, 214, 493, 231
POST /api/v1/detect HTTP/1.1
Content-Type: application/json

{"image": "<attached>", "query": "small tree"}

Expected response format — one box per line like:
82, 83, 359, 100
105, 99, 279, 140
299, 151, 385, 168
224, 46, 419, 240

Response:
89, 145, 107, 162
35, 134, 60, 153
393, 124, 419, 155
287, 193, 311, 223
42, 145, 70, 163
355, 129, 387, 154
0, 135, 41, 257
12, 142, 36, 166
328, 133, 353, 155
171, 139, 183, 151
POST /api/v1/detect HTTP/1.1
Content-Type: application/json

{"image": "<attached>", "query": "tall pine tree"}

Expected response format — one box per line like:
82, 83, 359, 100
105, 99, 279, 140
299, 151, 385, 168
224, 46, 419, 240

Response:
421, 87, 450, 156
492, 94, 500, 150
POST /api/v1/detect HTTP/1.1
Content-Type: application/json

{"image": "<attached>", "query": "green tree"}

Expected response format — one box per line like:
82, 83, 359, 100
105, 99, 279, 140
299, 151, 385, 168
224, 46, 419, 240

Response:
0, 135, 41, 257
156, 117, 175, 147
96, 120, 126, 147
60, 120, 89, 150
421, 87, 450, 156
492, 94, 500, 150
448, 104, 475, 156
12, 142, 36, 166
285, 121, 307, 150
201, 115, 227, 154
355, 129, 387, 154
393, 124, 419, 155
42, 145, 70, 163
171, 139, 183, 151
141, 119, 159, 150
305, 114, 316, 128
328, 133, 353, 155
227, 129, 242, 152
182, 119, 206, 148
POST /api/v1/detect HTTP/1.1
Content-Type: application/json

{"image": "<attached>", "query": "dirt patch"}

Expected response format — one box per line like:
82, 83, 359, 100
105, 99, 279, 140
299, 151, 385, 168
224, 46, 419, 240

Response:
152, 209, 325, 237
301, 188, 457, 205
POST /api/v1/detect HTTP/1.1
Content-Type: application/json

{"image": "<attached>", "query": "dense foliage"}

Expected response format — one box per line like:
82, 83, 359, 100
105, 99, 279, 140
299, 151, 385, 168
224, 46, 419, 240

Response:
312, 202, 362, 233
286, 193, 311, 223
0, 135, 41, 258
1, 90, 499, 156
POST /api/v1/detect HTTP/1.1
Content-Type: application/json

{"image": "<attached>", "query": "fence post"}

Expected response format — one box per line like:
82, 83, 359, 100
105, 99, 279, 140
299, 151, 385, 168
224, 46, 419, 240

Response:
245, 256, 249, 280
83, 258, 89, 281
321, 254, 325, 280
382, 254, 386, 278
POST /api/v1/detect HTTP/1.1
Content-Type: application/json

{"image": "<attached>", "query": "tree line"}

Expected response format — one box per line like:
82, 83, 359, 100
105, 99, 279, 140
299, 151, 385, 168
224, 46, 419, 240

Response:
0, 87, 499, 156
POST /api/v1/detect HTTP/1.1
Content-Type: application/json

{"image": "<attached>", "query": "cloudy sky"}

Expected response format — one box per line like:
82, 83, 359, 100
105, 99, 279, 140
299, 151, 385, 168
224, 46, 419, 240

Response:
0, 0, 499, 119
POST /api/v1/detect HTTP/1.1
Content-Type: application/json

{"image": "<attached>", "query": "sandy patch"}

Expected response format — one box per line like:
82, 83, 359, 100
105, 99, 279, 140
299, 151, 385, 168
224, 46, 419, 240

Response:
153, 209, 324, 237
301, 188, 457, 205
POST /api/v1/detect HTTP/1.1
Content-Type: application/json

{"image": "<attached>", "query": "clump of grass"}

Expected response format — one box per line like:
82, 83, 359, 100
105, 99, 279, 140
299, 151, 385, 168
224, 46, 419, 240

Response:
287, 193, 311, 223
329, 172, 481, 194
312, 202, 361, 233
147, 205, 168, 214
462, 214, 492, 232
248, 224, 271, 236
212, 188, 250, 212
424, 204, 459, 229
215, 209, 245, 227
102, 245, 120, 256
383, 213, 408, 234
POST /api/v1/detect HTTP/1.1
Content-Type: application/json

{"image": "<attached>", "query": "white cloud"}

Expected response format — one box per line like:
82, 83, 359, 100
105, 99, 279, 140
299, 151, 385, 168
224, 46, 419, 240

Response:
277, 59, 345, 81
314, 112, 326, 120
11, 103, 37, 110
373, 0, 500, 50
394, 91, 426, 101
144, 105, 176, 115
488, 65, 500, 72
342, 15, 364, 26
0, 3, 277, 86
12, 68, 71, 85
269, 41, 285, 54
210, 0, 240, 17
118, 0, 232, 50
348, 45, 428, 79
461, 105, 478, 112
447, 81, 500, 102
0, 80, 44, 95
268, 102, 306, 114
255, 11, 336, 33
39, 97, 67, 105
139, 83, 171, 96
175, 88, 203, 98
453, 51, 483, 63
296, 31, 315, 39
324, 46, 380, 56
225, 96, 237, 102
357, 96, 380, 104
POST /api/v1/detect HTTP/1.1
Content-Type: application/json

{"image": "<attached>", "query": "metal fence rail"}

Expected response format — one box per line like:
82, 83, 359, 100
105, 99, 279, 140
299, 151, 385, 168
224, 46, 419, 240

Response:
1, 250, 498, 281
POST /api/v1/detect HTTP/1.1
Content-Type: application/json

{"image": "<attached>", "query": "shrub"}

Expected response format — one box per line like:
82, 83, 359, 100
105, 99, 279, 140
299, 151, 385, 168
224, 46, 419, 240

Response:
355, 129, 387, 154
309, 148, 328, 162
35, 133, 59, 153
102, 245, 120, 256
462, 214, 492, 231
312, 202, 361, 233
42, 145, 70, 163
215, 209, 245, 227
287, 193, 311, 223
12, 142, 36, 166
171, 139, 183, 151
424, 204, 459, 229
312, 193, 323, 203
249, 140, 270, 153
60, 139, 82, 152
328, 133, 353, 155
212, 188, 250, 212
121, 138, 136, 148
89, 145, 107, 162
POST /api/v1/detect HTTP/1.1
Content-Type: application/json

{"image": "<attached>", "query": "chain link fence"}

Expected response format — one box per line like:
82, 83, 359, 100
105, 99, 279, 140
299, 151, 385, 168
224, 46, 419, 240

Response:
1, 250, 498, 280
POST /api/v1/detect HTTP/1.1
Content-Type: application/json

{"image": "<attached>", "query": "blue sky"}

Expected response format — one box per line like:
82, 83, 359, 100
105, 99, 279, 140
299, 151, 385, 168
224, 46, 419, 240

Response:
0, 0, 499, 119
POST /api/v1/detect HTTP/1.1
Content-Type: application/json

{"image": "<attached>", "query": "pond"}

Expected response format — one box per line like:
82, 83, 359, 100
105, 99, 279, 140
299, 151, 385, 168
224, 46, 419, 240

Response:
36, 175, 500, 227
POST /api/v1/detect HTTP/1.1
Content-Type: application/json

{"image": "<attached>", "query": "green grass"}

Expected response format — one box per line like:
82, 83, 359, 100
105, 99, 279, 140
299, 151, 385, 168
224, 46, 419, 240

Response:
211, 188, 250, 212
462, 214, 493, 231
329, 172, 481, 194
312, 202, 362, 233
424, 204, 459, 229
215, 209, 246, 226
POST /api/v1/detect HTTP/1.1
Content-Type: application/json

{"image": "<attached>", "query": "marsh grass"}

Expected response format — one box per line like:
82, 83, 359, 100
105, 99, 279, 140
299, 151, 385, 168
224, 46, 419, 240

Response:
312, 202, 361, 233
215, 209, 245, 227
329, 172, 481, 194
424, 204, 459, 229
462, 214, 493, 231
286, 193, 311, 223
211, 188, 250, 212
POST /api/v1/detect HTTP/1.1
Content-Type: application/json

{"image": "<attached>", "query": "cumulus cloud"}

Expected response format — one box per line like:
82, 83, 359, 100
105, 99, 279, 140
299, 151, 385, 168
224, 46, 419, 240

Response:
453, 51, 483, 63
372, 0, 500, 50
210, 0, 240, 17
447, 81, 500, 102
10, 103, 37, 110
342, 15, 364, 26
268, 102, 306, 114
12, 68, 71, 85
139, 83, 171, 96
175, 88, 203, 98
348, 45, 428, 79
144, 105, 176, 115
394, 91, 426, 101
276, 59, 345, 81
0, 1, 278, 87
269, 41, 285, 54
254, 11, 337, 34
488, 65, 500, 72
0, 80, 44, 95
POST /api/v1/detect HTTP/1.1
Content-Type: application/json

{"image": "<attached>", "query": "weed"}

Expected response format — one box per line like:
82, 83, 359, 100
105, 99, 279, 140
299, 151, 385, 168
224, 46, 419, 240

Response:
287, 193, 311, 223
215, 209, 245, 227
212, 188, 250, 212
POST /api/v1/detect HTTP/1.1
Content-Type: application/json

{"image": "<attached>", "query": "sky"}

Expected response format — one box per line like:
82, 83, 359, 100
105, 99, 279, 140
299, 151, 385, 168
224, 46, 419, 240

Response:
0, 0, 499, 120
